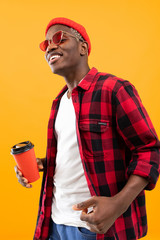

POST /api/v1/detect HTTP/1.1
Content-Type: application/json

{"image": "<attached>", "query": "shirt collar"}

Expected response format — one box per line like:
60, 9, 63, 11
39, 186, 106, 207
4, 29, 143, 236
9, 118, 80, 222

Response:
55, 67, 98, 99
78, 67, 98, 91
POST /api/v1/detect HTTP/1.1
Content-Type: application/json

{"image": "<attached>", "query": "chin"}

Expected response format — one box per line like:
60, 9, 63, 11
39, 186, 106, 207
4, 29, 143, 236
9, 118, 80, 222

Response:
51, 67, 64, 76
50, 64, 70, 77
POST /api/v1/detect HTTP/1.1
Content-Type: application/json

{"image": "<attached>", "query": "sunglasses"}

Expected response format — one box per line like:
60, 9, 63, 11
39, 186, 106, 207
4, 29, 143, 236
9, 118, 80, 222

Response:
39, 30, 81, 52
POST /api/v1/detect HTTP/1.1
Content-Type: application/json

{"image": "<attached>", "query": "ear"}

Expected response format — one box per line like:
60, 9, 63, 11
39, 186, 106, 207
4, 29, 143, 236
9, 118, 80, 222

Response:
79, 41, 89, 56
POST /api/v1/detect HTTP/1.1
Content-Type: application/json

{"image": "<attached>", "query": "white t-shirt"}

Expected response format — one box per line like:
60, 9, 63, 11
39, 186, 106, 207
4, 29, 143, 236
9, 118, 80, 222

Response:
51, 91, 91, 228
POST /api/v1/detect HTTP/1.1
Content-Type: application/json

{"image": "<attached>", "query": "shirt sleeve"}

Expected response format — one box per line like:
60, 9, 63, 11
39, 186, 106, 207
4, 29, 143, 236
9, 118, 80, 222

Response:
114, 81, 160, 190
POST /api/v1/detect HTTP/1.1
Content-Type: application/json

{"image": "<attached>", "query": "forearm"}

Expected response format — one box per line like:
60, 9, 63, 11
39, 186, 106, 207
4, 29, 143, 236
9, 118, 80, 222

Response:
114, 175, 149, 216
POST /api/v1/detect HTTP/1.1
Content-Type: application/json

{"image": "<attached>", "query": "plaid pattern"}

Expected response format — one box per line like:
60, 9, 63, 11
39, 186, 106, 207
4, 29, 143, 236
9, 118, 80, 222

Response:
34, 67, 160, 240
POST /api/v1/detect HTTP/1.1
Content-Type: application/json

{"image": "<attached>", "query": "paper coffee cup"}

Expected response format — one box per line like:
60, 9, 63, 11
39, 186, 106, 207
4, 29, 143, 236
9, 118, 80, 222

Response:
11, 141, 40, 183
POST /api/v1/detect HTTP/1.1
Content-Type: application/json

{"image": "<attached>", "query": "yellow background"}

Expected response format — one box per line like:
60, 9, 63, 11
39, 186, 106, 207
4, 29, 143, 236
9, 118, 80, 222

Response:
0, 0, 160, 239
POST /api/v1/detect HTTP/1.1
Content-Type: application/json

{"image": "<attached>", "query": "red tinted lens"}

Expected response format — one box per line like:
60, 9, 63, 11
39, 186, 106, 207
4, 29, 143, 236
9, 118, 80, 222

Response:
52, 31, 63, 45
39, 31, 63, 51
39, 40, 48, 51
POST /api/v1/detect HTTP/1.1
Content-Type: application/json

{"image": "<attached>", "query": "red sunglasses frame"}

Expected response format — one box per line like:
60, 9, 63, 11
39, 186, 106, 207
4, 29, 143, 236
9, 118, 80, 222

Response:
39, 30, 80, 52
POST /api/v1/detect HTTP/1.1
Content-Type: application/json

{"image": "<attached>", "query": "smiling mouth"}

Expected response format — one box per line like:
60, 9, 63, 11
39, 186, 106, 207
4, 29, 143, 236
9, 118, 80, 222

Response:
49, 55, 61, 64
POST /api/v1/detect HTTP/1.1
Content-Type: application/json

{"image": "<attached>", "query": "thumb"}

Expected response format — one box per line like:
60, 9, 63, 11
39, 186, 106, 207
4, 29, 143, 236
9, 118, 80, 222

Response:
36, 158, 44, 171
72, 196, 97, 211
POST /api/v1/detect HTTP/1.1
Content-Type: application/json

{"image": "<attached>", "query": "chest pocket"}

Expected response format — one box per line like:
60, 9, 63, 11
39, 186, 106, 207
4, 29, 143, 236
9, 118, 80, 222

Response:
79, 119, 110, 157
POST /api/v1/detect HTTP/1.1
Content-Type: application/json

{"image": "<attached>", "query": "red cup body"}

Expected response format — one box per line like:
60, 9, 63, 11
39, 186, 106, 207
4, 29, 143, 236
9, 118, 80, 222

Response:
13, 147, 40, 183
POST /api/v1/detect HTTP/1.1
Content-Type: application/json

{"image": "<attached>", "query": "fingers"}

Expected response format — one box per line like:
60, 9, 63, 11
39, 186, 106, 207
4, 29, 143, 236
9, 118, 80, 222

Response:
72, 196, 98, 225
14, 165, 21, 175
81, 211, 107, 234
80, 210, 95, 223
86, 222, 106, 234
14, 166, 32, 188
72, 196, 97, 211
18, 177, 32, 188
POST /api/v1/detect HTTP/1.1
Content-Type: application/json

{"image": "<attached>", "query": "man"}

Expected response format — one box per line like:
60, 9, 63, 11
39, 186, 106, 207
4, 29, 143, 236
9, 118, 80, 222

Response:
15, 18, 160, 240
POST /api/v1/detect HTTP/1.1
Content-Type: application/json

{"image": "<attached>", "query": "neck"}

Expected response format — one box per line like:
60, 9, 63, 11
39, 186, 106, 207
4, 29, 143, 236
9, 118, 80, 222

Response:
64, 64, 90, 94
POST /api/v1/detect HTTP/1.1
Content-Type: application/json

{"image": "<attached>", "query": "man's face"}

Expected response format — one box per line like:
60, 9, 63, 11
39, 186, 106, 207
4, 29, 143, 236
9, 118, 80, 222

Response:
45, 24, 83, 76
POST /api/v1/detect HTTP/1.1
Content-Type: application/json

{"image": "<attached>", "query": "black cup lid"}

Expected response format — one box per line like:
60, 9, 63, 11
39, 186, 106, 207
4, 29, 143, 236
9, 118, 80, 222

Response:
11, 141, 34, 155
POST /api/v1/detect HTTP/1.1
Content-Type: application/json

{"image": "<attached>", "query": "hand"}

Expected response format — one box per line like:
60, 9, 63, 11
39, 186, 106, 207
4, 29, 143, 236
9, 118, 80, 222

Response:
72, 176, 148, 234
72, 196, 121, 234
14, 165, 32, 188
14, 157, 45, 188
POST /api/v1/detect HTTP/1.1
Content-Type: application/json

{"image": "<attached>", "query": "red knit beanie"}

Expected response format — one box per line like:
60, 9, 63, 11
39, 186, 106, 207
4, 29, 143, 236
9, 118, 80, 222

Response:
45, 17, 91, 55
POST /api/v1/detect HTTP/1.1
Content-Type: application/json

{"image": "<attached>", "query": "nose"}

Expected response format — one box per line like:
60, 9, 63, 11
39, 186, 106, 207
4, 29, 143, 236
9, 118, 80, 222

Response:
46, 40, 58, 53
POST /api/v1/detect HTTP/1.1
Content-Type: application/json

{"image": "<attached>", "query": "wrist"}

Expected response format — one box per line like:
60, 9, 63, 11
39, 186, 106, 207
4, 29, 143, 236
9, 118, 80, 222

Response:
111, 193, 129, 217
112, 175, 148, 217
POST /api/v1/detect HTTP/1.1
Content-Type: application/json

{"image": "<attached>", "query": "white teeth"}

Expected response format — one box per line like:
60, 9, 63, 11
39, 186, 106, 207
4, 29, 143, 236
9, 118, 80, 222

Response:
50, 55, 60, 61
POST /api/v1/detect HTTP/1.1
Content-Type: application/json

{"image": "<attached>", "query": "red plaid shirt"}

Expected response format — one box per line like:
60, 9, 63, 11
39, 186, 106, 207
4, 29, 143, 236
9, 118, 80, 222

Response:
34, 67, 160, 240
